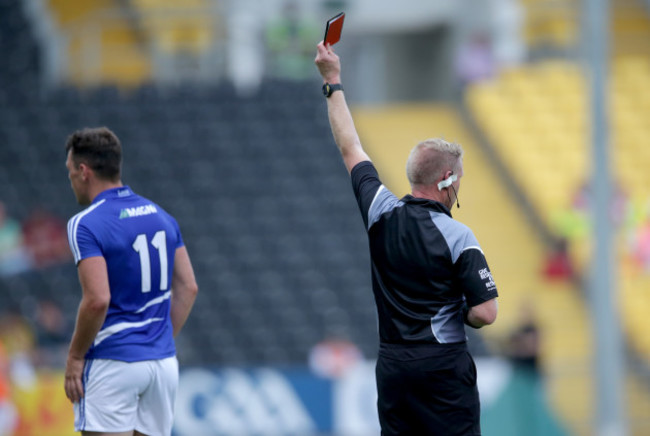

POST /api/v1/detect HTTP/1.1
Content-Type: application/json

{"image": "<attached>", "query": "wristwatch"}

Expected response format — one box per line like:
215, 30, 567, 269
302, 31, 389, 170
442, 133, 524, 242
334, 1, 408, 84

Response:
322, 83, 343, 98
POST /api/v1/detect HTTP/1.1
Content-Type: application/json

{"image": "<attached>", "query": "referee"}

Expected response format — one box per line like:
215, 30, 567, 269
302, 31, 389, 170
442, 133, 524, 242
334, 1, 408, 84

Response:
315, 42, 499, 435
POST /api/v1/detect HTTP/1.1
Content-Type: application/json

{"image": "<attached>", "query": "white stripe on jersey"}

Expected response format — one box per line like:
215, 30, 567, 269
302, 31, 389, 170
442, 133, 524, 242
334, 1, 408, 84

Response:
94, 317, 164, 346
93, 292, 171, 347
461, 245, 484, 255
67, 199, 106, 263
367, 185, 404, 230
135, 291, 171, 314
368, 185, 386, 213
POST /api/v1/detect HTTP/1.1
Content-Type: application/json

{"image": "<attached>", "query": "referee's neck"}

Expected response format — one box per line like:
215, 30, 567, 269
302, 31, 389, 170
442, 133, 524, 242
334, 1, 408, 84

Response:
411, 186, 445, 204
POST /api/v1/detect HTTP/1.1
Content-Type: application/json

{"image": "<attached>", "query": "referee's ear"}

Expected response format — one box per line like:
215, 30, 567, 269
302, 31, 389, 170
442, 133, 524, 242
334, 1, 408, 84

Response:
437, 170, 455, 191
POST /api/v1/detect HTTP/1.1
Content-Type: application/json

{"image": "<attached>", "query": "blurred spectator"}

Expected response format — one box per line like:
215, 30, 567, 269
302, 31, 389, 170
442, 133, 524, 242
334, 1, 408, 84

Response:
30, 300, 69, 369
0, 202, 32, 277
21, 208, 71, 269
0, 341, 17, 436
632, 218, 650, 273
572, 179, 628, 228
265, 1, 320, 80
542, 238, 574, 281
505, 305, 540, 373
501, 304, 569, 435
551, 179, 628, 247
455, 33, 495, 86
308, 337, 363, 379
0, 313, 36, 391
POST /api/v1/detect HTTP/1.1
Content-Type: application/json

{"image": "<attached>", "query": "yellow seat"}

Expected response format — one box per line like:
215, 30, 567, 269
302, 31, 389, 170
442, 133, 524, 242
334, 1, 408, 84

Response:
132, 0, 214, 55
47, 0, 152, 86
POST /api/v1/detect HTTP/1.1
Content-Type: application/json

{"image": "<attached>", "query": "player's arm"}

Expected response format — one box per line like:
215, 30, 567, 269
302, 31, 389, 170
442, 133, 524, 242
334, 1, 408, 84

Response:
65, 256, 110, 403
315, 42, 370, 173
170, 246, 198, 337
466, 298, 498, 328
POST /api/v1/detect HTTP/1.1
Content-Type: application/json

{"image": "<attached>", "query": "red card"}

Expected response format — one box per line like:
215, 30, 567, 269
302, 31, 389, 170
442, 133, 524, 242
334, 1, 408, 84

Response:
324, 12, 345, 46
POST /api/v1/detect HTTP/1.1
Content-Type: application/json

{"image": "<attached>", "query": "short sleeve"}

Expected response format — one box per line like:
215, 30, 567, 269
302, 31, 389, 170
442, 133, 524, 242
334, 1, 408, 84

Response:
67, 221, 103, 265
169, 214, 184, 249
455, 248, 499, 307
350, 161, 383, 229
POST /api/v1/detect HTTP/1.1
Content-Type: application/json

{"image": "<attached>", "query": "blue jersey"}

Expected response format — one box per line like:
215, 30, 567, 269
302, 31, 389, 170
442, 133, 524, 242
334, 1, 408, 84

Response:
67, 186, 183, 362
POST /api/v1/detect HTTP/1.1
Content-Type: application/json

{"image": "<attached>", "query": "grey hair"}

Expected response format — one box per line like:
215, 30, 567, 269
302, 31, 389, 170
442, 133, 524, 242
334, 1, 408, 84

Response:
406, 138, 464, 187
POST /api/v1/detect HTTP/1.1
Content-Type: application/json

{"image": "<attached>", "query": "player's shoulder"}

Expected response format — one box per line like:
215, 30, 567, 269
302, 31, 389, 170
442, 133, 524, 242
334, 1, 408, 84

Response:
118, 198, 178, 229
67, 198, 109, 229
142, 197, 175, 220
126, 193, 179, 228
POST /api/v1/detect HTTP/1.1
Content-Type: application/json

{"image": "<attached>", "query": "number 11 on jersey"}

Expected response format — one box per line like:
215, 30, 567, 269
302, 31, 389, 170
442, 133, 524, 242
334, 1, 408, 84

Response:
132, 230, 168, 293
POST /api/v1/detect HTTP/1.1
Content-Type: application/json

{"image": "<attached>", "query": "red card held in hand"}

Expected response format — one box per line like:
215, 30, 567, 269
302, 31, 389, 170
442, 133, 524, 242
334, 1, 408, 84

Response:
324, 12, 345, 46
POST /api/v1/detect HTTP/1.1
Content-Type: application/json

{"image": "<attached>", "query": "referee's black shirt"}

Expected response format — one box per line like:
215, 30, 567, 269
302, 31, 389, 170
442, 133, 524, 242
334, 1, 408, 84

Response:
351, 161, 498, 360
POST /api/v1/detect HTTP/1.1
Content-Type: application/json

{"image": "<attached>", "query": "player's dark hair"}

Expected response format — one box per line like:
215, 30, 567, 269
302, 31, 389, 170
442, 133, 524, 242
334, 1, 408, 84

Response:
65, 127, 122, 182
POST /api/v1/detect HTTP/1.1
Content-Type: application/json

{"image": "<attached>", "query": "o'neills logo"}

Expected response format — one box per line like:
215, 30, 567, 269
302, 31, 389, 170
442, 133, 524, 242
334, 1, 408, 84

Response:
119, 204, 158, 219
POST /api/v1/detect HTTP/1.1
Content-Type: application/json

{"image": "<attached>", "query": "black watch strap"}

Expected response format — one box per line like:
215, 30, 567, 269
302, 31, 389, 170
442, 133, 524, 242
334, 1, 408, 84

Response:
322, 83, 343, 98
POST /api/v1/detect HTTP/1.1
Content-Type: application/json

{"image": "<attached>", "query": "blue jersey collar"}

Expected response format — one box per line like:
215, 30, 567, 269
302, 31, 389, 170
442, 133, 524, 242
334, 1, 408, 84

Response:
93, 186, 133, 203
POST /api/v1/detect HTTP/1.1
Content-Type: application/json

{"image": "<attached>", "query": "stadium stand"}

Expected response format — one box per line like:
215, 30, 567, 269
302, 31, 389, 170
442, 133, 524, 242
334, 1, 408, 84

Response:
521, 0, 650, 56
520, 0, 579, 49
464, 1, 650, 432
130, 0, 215, 56
0, 75, 381, 367
0, 0, 41, 100
0, 1, 379, 369
46, 0, 151, 86
612, 0, 650, 57
0, 0, 379, 366
467, 64, 650, 434
465, 54, 650, 351
43, 0, 221, 87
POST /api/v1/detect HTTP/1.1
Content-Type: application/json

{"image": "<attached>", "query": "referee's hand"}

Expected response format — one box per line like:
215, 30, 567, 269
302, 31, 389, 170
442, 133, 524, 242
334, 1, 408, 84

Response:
64, 355, 85, 403
315, 41, 341, 84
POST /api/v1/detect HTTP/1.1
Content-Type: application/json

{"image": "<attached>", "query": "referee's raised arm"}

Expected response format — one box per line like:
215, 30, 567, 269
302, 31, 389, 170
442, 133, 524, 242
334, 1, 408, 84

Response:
315, 41, 370, 173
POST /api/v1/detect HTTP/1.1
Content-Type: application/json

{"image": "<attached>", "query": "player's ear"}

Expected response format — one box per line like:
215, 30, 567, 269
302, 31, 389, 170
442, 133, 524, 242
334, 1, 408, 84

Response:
79, 163, 91, 181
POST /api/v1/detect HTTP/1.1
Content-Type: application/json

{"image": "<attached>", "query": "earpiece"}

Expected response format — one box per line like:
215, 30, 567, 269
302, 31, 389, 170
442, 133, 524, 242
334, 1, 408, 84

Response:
437, 172, 457, 191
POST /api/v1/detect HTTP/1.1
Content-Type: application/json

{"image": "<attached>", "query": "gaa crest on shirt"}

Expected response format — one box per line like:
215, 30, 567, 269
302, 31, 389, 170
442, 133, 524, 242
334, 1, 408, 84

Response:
478, 268, 496, 292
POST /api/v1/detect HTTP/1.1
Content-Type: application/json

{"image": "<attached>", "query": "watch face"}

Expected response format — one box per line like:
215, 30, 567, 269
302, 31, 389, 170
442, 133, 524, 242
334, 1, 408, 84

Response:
322, 84, 331, 96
